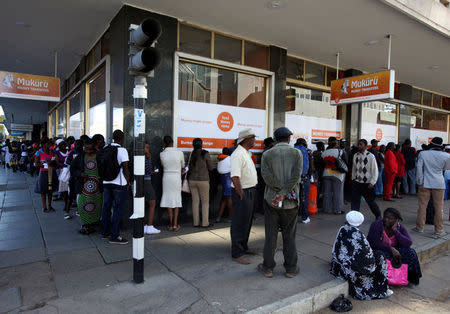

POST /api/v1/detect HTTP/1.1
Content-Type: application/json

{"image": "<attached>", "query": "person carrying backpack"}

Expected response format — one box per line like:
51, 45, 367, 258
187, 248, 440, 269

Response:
100, 130, 131, 244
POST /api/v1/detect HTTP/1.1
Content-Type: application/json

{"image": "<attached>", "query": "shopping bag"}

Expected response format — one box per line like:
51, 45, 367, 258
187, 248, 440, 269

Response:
386, 259, 408, 286
181, 178, 190, 193
308, 183, 318, 215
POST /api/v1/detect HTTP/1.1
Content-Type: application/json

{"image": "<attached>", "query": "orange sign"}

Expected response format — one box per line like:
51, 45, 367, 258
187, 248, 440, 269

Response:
311, 129, 341, 139
178, 137, 263, 150
376, 128, 383, 141
330, 70, 395, 105
217, 112, 234, 132
0, 71, 60, 102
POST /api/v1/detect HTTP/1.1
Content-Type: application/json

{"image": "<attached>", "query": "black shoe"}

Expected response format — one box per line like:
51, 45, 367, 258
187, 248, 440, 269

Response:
48, 206, 56, 212
43, 208, 49, 213
109, 236, 128, 245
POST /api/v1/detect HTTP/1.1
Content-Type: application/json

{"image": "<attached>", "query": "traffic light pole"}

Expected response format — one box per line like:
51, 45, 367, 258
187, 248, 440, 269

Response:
131, 76, 147, 283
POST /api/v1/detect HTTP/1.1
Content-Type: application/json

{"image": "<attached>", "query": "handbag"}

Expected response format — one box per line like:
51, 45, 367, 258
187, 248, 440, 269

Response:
329, 294, 352, 312
181, 152, 192, 193
335, 149, 348, 173
386, 259, 408, 286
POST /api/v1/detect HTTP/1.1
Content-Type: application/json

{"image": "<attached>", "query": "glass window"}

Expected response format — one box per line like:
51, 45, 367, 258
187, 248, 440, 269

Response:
412, 108, 447, 131
51, 111, 56, 138
68, 91, 84, 139
432, 94, 442, 109
244, 42, 268, 70
101, 30, 110, 58
87, 68, 106, 137
442, 97, 450, 111
179, 24, 211, 57
287, 57, 304, 81
305, 61, 325, 85
57, 104, 66, 137
361, 101, 397, 145
411, 88, 422, 104
214, 34, 241, 64
93, 41, 102, 64
178, 61, 266, 109
422, 91, 432, 106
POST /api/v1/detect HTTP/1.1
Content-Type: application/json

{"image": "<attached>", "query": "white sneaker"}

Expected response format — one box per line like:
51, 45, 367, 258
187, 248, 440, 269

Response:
301, 218, 311, 224
145, 225, 161, 235
386, 289, 394, 297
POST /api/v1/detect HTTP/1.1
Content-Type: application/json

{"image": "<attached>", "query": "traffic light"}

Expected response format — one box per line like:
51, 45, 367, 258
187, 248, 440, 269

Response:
129, 18, 162, 76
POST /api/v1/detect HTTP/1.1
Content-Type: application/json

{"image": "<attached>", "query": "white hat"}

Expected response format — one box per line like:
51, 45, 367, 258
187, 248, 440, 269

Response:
346, 211, 364, 227
237, 128, 256, 144
55, 139, 64, 146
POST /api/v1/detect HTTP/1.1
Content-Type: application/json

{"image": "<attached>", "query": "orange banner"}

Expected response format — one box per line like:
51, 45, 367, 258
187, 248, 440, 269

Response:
0, 71, 60, 102
311, 129, 341, 139
178, 137, 263, 150
330, 70, 394, 105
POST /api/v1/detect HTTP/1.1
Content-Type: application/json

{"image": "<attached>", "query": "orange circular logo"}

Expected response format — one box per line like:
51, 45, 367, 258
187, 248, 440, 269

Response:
376, 128, 383, 141
217, 112, 234, 132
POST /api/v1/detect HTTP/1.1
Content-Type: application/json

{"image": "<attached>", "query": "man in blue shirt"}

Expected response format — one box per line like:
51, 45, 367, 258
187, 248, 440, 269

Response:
295, 138, 311, 224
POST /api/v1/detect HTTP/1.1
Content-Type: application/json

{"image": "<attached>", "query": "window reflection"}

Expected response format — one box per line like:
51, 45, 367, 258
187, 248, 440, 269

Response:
362, 102, 397, 125
57, 105, 66, 137
285, 85, 338, 120
51, 111, 56, 138
305, 61, 325, 85
214, 34, 241, 64
88, 68, 106, 137
68, 91, 83, 139
179, 24, 211, 58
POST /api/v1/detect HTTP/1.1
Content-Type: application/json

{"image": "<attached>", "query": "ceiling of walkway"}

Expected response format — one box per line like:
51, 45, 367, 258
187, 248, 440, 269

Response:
1, 0, 449, 96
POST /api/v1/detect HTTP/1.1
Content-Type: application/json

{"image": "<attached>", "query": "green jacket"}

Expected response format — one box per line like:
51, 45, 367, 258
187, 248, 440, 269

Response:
261, 142, 303, 209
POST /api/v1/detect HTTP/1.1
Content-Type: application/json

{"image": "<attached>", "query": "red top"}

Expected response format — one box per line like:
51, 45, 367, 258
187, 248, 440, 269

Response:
383, 150, 398, 175
35, 149, 55, 171
394, 151, 406, 177
382, 230, 398, 247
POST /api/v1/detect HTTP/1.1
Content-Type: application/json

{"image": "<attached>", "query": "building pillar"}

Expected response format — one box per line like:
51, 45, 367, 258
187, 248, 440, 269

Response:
343, 69, 363, 145
269, 46, 287, 132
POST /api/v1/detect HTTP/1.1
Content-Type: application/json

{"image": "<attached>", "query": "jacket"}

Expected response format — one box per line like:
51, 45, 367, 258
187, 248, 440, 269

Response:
401, 145, 416, 170
383, 150, 398, 175
367, 219, 412, 253
187, 149, 213, 181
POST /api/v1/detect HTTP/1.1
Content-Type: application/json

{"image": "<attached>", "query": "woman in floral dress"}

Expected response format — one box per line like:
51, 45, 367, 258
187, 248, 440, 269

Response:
70, 139, 103, 234
330, 211, 392, 300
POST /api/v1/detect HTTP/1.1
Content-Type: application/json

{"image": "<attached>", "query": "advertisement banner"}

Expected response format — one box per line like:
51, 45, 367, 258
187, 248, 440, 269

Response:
410, 128, 447, 150
176, 100, 265, 152
331, 70, 395, 105
285, 113, 342, 148
0, 71, 60, 102
360, 122, 397, 145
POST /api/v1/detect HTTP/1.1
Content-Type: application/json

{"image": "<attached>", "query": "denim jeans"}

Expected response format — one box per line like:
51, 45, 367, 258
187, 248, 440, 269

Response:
300, 176, 310, 220
402, 168, 416, 195
375, 165, 384, 196
101, 184, 128, 240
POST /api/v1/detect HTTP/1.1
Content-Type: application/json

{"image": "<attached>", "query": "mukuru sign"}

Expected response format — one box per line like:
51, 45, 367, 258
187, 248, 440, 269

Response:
0, 71, 60, 102
330, 70, 395, 105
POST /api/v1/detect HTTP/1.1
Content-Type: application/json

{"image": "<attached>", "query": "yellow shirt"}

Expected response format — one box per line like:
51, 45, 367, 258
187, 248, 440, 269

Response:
230, 145, 258, 189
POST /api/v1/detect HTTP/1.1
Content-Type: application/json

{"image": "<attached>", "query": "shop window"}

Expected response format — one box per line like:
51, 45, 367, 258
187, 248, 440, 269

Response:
68, 91, 84, 139
287, 57, 304, 81
179, 24, 211, 58
50, 110, 56, 138
442, 97, 450, 111
87, 68, 106, 137
432, 94, 442, 109
305, 61, 325, 85
57, 104, 67, 137
214, 34, 241, 64
422, 91, 432, 106
361, 101, 397, 144
244, 42, 269, 70
178, 61, 266, 109
411, 88, 422, 104
411, 108, 447, 131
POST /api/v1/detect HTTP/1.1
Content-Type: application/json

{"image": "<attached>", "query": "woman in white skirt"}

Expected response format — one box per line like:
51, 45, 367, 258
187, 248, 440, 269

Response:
160, 136, 185, 231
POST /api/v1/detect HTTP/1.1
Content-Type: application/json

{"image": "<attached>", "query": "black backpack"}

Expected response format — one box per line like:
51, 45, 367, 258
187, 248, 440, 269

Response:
99, 145, 121, 181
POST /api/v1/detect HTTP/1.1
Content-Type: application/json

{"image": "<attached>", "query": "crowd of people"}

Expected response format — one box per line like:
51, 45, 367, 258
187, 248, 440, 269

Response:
1, 126, 449, 301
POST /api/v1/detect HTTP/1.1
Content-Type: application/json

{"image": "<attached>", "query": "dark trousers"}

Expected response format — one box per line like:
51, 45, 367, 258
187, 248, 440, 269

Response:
351, 181, 381, 219
263, 201, 298, 273
101, 184, 128, 240
299, 176, 310, 220
231, 187, 256, 258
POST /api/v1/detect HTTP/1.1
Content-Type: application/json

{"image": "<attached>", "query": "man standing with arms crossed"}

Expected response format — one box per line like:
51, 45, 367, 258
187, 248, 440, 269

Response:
258, 127, 303, 278
230, 129, 258, 264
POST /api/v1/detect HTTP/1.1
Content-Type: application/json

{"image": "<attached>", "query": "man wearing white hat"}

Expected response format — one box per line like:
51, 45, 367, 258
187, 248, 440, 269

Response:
230, 128, 258, 264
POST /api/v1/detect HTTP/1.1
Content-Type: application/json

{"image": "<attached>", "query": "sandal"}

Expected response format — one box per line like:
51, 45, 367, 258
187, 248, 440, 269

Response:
167, 225, 174, 231
173, 225, 181, 232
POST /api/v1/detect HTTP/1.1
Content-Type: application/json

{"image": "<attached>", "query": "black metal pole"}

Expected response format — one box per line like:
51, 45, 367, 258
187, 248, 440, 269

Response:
132, 76, 147, 283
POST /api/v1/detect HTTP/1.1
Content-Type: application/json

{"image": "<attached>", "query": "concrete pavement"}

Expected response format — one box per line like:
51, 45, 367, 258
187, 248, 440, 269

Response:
0, 167, 449, 313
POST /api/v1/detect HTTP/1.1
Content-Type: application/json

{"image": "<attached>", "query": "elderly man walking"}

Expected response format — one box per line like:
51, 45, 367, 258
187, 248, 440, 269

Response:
230, 128, 258, 264
258, 127, 303, 278
415, 137, 450, 238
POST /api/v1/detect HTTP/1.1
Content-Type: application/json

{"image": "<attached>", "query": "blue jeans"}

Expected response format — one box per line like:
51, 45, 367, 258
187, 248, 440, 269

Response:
300, 177, 310, 220
375, 165, 384, 196
402, 168, 416, 195
101, 184, 128, 240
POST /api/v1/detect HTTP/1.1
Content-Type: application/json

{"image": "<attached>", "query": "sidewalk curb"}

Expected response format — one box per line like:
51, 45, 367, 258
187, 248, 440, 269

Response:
246, 280, 348, 314
247, 236, 450, 314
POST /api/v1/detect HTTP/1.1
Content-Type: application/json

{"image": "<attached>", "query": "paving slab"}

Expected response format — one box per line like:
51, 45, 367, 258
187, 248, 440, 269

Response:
49, 247, 106, 275
0, 247, 46, 269
0, 287, 22, 313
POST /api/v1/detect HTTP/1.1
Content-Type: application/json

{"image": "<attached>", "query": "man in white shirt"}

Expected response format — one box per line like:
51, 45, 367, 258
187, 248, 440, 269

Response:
101, 130, 131, 244
351, 139, 381, 220
230, 128, 258, 264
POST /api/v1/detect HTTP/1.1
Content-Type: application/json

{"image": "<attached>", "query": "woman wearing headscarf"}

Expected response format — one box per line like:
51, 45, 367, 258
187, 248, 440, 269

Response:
367, 208, 422, 285
159, 136, 185, 231
188, 138, 213, 227
331, 211, 392, 300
